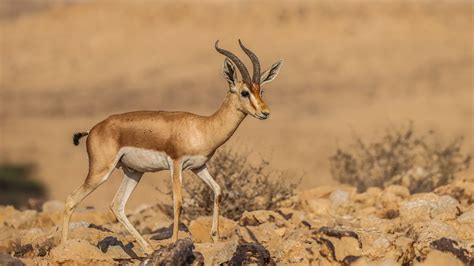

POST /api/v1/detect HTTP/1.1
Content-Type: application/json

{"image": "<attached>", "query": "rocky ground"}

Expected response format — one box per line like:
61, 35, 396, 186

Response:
0, 177, 473, 265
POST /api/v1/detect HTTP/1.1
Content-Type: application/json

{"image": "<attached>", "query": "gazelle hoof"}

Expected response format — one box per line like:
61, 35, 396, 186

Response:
143, 246, 155, 255
211, 231, 219, 243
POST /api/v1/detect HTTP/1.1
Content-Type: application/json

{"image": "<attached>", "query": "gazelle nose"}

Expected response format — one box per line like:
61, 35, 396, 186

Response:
261, 111, 270, 117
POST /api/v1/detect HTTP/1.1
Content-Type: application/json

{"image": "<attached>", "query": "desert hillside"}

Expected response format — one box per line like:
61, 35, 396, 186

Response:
0, 175, 473, 264
0, 0, 472, 208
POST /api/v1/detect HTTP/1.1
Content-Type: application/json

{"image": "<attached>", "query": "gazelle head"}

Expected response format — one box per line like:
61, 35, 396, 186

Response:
215, 40, 282, 120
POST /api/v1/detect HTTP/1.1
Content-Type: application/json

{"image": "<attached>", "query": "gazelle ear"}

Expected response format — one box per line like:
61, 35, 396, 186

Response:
223, 58, 238, 90
260, 60, 282, 86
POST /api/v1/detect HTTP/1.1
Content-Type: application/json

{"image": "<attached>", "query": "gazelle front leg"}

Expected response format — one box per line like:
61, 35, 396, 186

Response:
110, 167, 154, 254
193, 166, 222, 242
171, 160, 183, 242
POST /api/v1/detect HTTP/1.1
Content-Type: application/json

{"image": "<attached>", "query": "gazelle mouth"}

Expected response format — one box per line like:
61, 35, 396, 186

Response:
256, 114, 269, 120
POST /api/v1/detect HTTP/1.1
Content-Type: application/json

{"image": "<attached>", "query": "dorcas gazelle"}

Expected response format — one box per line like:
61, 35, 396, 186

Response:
61, 40, 282, 254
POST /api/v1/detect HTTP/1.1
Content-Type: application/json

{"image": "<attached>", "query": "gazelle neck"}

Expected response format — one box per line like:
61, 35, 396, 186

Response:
206, 92, 246, 150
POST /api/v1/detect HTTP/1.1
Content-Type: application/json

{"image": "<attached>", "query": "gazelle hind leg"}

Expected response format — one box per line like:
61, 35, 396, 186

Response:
171, 160, 183, 242
61, 162, 117, 244
193, 166, 221, 242
110, 167, 154, 254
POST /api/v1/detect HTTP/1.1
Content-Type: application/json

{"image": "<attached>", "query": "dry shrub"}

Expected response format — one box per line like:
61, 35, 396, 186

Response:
330, 123, 471, 193
179, 149, 299, 220
0, 163, 47, 208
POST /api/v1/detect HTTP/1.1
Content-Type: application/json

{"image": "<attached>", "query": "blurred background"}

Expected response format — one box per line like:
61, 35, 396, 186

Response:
0, 0, 472, 209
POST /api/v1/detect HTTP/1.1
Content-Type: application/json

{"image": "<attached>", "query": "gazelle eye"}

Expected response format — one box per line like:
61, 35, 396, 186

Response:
241, 91, 250, 97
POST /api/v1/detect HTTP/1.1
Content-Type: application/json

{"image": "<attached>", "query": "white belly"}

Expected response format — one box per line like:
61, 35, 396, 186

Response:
119, 147, 171, 172
118, 147, 209, 172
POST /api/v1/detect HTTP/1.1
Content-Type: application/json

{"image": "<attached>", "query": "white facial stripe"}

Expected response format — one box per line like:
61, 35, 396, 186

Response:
249, 93, 260, 111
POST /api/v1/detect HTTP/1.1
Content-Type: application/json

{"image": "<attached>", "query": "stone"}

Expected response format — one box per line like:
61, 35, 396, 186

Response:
240, 210, 287, 227
329, 189, 350, 206
2, 209, 37, 229
143, 238, 196, 266
415, 250, 464, 266
457, 209, 474, 224
0, 252, 24, 266
300, 198, 332, 216
188, 216, 237, 243
194, 237, 239, 265
384, 185, 410, 198
49, 239, 115, 265
399, 193, 460, 223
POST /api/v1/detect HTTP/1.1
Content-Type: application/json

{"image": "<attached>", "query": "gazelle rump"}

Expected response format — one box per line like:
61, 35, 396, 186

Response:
61, 40, 282, 254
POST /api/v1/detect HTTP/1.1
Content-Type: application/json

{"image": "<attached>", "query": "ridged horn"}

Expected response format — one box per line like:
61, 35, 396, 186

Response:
238, 39, 261, 84
215, 40, 251, 84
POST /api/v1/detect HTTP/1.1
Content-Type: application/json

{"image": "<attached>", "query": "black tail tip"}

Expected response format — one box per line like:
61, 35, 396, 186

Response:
73, 132, 88, 146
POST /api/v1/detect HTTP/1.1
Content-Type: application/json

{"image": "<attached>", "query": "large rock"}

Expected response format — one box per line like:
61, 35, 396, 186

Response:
416, 250, 465, 266
188, 216, 237, 243
0, 252, 24, 266
194, 237, 239, 265
49, 239, 115, 265
435, 178, 474, 206
399, 193, 460, 223
0, 207, 37, 230
300, 186, 356, 216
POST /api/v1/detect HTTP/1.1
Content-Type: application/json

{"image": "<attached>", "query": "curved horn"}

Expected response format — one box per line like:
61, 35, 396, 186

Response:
239, 39, 260, 84
215, 40, 251, 84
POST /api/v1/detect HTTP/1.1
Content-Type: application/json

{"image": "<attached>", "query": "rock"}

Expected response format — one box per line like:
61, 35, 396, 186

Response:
188, 216, 237, 243
415, 250, 464, 266
329, 189, 350, 206
429, 237, 473, 265
194, 237, 239, 265
2, 208, 37, 229
228, 242, 274, 265
300, 186, 356, 214
384, 185, 410, 198
300, 198, 332, 216
97, 236, 141, 260
240, 210, 287, 227
399, 193, 460, 223
278, 238, 311, 264
351, 257, 399, 266
0, 227, 17, 253
352, 187, 382, 206
318, 228, 362, 262
274, 227, 286, 237
68, 226, 119, 248
372, 258, 400, 266
143, 238, 196, 266
49, 239, 115, 265
457, 209, 474, 224
0, 252, 24, 266
300, 186, 339, 200
431, 196, 460, 220
435, 178, 474, 206
0, 177, 473, 264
